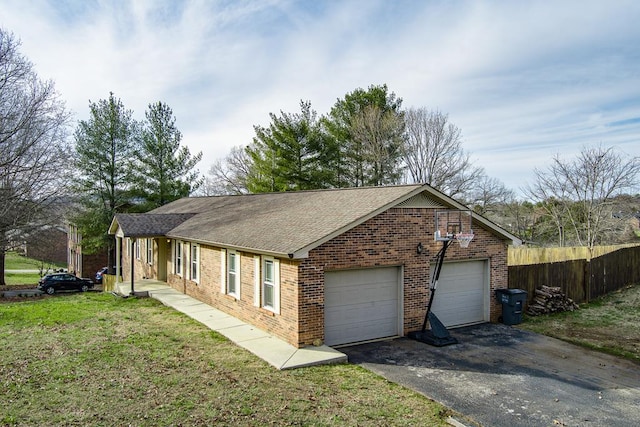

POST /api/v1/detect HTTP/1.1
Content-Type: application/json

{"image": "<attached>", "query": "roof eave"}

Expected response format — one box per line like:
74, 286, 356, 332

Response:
165, 233, 293, 259
107, 217, 120, 235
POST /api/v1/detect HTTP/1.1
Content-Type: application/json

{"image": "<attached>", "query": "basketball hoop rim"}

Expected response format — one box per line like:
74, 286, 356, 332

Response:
454, 232, 474, 248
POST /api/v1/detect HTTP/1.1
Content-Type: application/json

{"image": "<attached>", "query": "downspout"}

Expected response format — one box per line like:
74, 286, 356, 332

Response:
130, 239, 135, 296
183, 242, 187, 294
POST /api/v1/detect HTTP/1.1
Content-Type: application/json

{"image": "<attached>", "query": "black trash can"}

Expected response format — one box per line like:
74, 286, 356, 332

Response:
495, 288, 528, 325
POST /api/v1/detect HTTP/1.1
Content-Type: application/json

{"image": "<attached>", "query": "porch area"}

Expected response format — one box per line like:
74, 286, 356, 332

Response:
111, 278, 347, 370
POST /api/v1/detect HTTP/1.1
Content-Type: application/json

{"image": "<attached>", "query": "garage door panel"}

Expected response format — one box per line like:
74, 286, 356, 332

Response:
325, 300, 397, 323
436, 288, 483, 301
431, 261, 486, 328
326, 282, 396, 306
324, 267, 400, 346
325, 319, 398, 345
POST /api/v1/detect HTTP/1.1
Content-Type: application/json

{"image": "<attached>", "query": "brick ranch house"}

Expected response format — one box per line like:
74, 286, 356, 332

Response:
108, 184, 521, 348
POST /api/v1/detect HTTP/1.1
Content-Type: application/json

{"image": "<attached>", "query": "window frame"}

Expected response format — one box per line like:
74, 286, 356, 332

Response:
146, 238, 153, 265
174, 240, 183, 276
135, 238, 141, 260
261, 257, 280, 314
226, 250, 240, 298
190, 243, 200, 283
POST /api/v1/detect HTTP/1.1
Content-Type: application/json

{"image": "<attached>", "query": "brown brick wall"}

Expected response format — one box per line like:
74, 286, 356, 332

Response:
121, 238, 156, 282
297, 208, 509, 346
116, 207, 509, 349
165, 244, 302, 347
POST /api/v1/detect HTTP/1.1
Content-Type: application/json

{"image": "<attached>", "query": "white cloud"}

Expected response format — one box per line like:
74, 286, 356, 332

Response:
2, 0, 639, 192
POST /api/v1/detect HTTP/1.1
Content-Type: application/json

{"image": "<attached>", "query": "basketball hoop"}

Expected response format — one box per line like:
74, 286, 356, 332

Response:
455, 232, 474, 248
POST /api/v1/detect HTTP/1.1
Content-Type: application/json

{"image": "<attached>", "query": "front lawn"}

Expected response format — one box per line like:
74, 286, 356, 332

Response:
2, 252, 66, 286
519, 283, 640, 362
0, 293, 450, 426
2, 272, 41, 287
4, 251, 45, 270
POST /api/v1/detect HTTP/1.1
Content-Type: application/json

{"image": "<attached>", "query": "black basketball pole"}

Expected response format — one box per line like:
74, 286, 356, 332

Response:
420, 239, 452, 332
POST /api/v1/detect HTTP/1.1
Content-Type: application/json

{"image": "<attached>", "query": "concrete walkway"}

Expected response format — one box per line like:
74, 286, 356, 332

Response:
115, 280, 347, 370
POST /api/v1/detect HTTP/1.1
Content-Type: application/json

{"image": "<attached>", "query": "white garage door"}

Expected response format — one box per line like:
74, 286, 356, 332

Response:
324, 267, 400, 346
430, 260, 487, 327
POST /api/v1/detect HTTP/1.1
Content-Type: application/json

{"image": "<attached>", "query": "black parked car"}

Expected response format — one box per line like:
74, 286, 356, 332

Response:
37, 273, 94, 295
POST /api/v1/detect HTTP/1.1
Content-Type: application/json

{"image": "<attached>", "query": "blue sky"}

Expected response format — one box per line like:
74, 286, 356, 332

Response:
2, 0, 639, 193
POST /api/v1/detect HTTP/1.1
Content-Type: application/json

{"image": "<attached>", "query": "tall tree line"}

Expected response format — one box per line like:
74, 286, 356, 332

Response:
73, 95, 203, 267
204, 84, 506, 204
1, 27, 204, 281
203, 84, 640, 248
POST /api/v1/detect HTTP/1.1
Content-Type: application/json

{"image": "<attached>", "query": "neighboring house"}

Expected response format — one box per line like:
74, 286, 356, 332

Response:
15, 226, 67, 266
26, 226, 68, 265
68, 223, 108, 279
108, 184, 521, 348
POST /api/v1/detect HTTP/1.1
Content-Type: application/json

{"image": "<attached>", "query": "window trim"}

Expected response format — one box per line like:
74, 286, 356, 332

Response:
261, 257, 280, 314
146, 238, 153, 265
253, 256, 260, 307
174, 240, 183, 276
190, 243, 200, 283
135, 238, 141, 260
226, 250, 240, 298
220, 249, 226, 293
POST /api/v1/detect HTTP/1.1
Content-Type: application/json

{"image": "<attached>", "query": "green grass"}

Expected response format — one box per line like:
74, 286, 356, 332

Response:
519, 283, 640, 362
0, 293, 451, 426
5, 251, 39, 269
4, 251, 62, 270
3, 252, 66, 286
3, 272, 41, 286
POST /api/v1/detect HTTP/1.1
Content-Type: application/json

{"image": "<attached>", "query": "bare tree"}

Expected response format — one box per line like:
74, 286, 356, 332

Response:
402, 108, 483, 198
350, 105, 405, 186
201, 146, 251, 195
470, 175, 514, 216
526, 145, 640, 248
0, 28, 71, 285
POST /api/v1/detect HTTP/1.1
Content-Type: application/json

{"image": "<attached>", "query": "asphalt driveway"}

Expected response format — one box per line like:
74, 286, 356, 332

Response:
342, 323, 640, 427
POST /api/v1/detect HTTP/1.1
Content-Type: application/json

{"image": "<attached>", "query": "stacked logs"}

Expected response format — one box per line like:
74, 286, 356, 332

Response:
526, 285, 579, 316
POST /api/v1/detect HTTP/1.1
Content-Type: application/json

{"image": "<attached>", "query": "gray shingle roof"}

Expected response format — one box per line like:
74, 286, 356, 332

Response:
110, 184, 521, 257
150, 185, 426, 256
111, 213, 196, 237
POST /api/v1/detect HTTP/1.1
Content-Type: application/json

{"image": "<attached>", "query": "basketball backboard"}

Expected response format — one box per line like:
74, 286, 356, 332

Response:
434, 210, 473, 242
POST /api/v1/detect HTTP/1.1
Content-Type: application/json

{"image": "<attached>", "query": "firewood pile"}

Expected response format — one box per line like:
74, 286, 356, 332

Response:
526, 285, 579, 316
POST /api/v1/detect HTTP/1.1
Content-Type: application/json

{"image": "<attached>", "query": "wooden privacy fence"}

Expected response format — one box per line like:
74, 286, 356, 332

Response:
508, 243, 640, 265
508, 245, 640, 304
102, 274, 117, 292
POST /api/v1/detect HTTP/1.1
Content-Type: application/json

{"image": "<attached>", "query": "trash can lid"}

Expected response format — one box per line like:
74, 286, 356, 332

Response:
495, 288, 527, 295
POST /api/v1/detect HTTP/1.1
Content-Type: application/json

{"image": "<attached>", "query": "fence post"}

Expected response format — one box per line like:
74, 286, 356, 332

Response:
584, 259, 590, 303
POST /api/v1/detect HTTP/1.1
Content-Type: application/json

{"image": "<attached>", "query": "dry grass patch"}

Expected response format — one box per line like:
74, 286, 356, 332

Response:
519, 283, 640, 362
0, 293, 450, 426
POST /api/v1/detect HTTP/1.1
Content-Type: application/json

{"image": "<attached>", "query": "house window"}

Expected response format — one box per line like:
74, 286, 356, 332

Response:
146, 238, 153, 265
262, 257, 280, 313
135, 238, 141, 260
227, 251, 240, 297
174, 240, 183, 276
190, 243, 199, 283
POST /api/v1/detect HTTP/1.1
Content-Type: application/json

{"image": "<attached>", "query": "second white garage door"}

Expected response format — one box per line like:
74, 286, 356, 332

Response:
430, 260, 487, 327
324, 267, 400, 346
